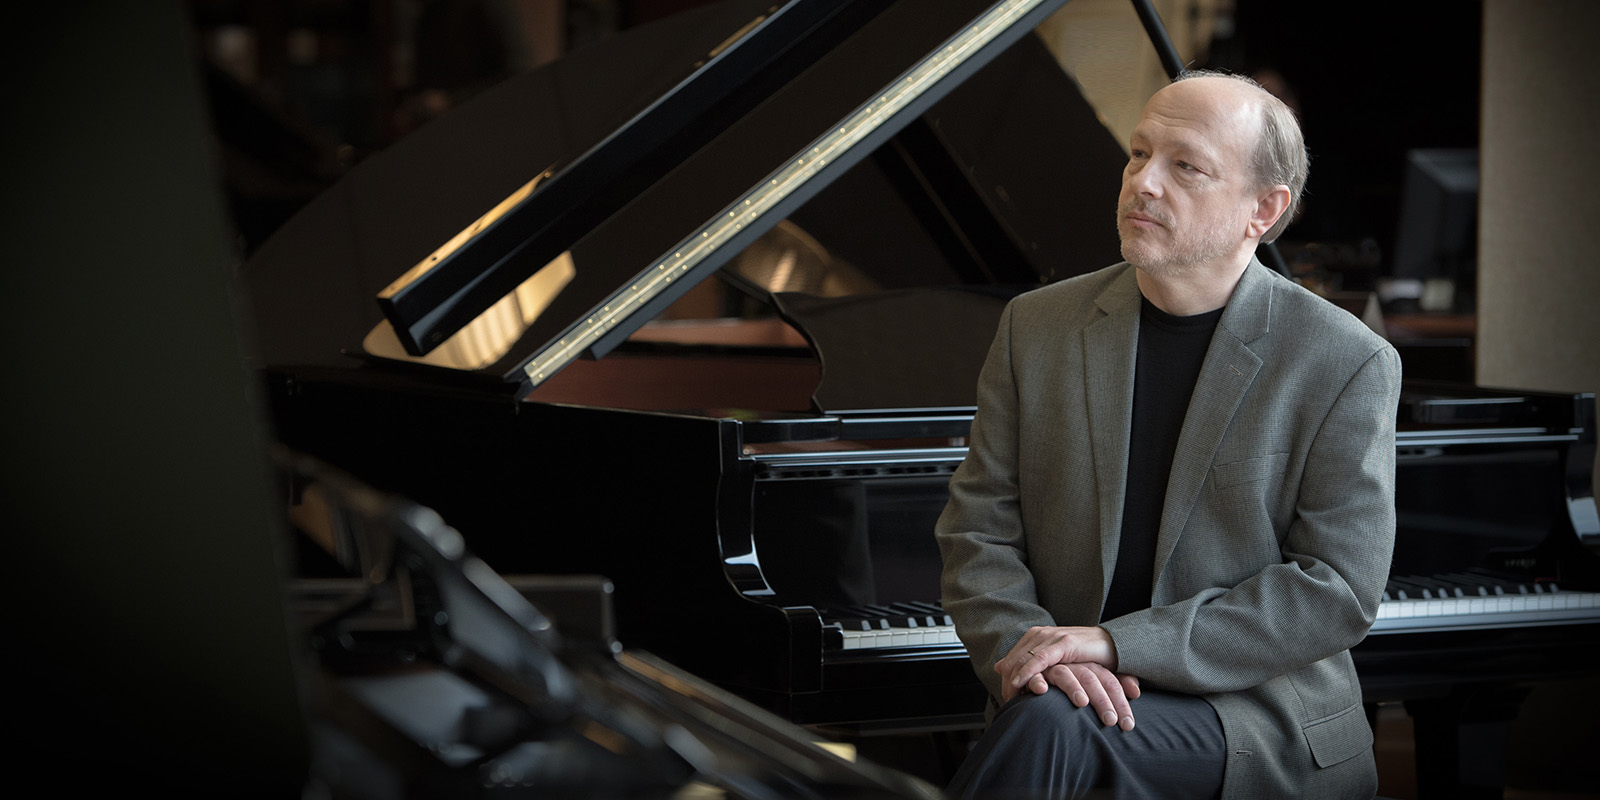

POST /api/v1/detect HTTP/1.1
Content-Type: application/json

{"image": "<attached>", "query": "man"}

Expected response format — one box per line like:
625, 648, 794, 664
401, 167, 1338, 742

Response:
936, 70, 1401, 799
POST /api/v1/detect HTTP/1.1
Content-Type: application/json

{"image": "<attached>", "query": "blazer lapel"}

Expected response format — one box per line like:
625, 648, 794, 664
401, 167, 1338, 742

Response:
1083, 267, 1142, 588
1152, 260, 1274, 588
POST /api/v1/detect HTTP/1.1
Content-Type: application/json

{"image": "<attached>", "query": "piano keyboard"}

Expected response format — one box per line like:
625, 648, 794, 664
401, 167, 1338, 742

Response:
824, 602, 961, 650
1368, 572, 1600, 633
822, 572, 1600, 652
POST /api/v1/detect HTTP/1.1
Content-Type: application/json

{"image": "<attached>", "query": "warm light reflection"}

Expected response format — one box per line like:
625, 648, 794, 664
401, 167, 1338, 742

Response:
378, 170, 552, 302
729, 219, 878, 297
363, 251, 577, 369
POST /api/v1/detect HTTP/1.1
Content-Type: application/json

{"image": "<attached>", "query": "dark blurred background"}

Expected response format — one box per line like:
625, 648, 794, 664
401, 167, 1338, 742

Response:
186, 0, 1483, 280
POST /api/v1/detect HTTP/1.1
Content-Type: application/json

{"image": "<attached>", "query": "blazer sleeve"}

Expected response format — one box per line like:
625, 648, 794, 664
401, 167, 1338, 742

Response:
1101, 343, 1403, 694
936, 300, 1058, 702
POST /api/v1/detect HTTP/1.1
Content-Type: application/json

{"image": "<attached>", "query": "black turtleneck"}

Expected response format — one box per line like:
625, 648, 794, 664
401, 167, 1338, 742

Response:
1100, 296, 1224, 623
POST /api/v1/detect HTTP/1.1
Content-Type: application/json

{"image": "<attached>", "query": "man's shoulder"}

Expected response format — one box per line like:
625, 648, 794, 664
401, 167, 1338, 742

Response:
1253, 269, 1397, 383
1012, 262, 1133, 313
1267, 272, 1389, 351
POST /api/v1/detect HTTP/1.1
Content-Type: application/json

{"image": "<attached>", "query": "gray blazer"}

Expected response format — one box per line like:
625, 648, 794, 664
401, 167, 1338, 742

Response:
937, 259, 1402, 799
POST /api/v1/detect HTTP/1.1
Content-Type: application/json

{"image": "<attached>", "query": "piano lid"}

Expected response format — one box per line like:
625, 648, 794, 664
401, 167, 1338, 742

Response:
241, 0, 1136, 407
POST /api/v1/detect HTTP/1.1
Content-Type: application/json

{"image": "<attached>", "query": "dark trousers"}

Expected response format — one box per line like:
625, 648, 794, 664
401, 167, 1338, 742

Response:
946, 689, 1226, 800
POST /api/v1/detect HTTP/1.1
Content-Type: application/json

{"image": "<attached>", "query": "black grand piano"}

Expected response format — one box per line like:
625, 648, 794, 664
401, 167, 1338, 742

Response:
247, 0, 1127, 734
242, 0, 1600, 796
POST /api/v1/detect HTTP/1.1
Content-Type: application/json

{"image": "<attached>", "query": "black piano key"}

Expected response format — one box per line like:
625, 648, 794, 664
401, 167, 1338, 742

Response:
1409, 575, 1463, 598
1413, 575, 1465, 598
1389, 577, 1431, 600
823, 605, 880, 622
1437, 573, 1493, 596
820, 599, 964, 652
822, 602, 955, 632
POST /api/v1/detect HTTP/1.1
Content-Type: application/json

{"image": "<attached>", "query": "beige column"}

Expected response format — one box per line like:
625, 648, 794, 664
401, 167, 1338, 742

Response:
1479, 0, 1600, 499
1035, 0, 1225, 150
1479, 0, 1600, 397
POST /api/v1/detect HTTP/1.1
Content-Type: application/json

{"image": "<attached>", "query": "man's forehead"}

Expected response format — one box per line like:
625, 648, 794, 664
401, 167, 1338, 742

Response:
1155, 79, 1261, 126
1129, 111, 1229, 161
1135, 80, 1261, 156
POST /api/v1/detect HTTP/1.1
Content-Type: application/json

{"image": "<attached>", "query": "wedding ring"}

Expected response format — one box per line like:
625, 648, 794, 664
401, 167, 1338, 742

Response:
1027, 649, 1037, 656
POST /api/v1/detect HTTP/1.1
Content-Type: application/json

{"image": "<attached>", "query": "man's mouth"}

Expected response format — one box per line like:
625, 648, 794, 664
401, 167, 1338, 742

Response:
1122, 208, 1165, 230
1126, 212, 1158, 226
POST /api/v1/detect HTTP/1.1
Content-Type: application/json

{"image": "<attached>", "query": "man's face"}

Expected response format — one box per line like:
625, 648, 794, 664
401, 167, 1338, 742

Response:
1116, 79, 1265, 279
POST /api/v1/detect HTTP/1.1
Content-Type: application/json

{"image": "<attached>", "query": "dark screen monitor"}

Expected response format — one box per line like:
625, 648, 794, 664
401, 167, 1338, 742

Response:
1390, 148, 1479, 311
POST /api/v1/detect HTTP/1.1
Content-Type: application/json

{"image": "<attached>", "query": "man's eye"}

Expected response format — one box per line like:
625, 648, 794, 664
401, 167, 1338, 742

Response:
1176, 161, 1197, 171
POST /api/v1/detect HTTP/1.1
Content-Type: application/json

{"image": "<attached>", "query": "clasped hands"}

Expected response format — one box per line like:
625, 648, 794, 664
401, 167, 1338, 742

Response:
998, 625, 1141, 731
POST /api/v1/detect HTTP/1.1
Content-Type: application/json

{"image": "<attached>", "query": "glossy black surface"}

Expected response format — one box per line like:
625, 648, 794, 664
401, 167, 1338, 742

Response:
241, 0, 1117, 405
281, 451, 942, 798
374, 0, 898, 355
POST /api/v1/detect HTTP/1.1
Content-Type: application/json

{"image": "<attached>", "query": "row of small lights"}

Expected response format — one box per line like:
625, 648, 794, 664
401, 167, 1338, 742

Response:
522, 0, 1047, 388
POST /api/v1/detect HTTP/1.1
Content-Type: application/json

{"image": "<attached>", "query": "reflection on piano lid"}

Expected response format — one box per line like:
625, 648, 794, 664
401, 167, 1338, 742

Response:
361, 250, 577, 371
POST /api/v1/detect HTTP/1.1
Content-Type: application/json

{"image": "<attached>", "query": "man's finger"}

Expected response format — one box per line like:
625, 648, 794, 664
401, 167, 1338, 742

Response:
1028, 672, 1050, 696
1087, 666, 1135, 731
1119, 673, 1142, 700
1072, 664, 1119, 726
1042, 665, 1089, 709
1009, 645, 1047, 689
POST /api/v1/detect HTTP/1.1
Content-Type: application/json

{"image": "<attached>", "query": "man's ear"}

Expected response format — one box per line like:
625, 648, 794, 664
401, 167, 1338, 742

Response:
1246, 185, 1291, 239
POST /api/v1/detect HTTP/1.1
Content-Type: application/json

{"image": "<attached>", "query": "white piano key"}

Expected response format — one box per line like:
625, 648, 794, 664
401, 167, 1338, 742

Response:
1369, 588, 1600, 633
832, 621, 961, 651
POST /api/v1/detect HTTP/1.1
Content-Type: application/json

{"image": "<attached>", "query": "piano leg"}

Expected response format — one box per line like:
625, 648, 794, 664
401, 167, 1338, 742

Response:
1404, 685, 1530, 800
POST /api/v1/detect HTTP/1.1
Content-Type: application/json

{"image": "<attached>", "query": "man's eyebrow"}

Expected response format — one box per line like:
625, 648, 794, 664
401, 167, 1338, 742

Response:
1169, 137, 1224, 170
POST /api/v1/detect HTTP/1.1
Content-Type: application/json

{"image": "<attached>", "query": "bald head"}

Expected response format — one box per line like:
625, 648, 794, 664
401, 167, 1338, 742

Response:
1166, 71, 1308, 243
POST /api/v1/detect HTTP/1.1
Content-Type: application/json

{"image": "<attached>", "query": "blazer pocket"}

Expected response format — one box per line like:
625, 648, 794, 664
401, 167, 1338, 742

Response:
1303, 701, 1373, 768
1211, 452, 1289, 490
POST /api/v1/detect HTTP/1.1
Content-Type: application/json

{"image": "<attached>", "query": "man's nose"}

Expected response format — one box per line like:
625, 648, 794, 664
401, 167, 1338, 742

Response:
1128, 164, 1163, 197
